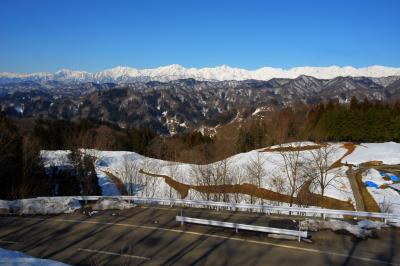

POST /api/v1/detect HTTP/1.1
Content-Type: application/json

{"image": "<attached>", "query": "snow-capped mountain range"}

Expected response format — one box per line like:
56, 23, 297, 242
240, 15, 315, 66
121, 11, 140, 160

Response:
1, 65, 400, 84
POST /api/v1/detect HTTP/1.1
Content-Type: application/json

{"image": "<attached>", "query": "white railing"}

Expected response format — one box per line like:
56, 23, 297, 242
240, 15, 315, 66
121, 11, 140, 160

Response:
38, 196, 400, 222
176, 216, 307, 241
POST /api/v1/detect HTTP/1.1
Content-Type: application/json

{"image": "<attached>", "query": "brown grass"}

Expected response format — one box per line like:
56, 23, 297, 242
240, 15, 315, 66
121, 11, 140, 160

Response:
363, 160, 383, 167
297, 180, 354, 210
354, 171, 380, 212
262, 144, 324, 152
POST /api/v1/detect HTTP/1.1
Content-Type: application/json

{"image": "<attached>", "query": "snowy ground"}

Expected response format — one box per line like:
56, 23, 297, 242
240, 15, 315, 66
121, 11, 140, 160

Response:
40, 142, 400, 213
0, 197, 81, 215
40, 142, 354, 207
311, 166, 355, 203
340, 141, 400, 224
0, 248, 69, 266
342, 142, 400, 165
300, 219, 387, 238
339, 142, 400, 220
361, 168, 400, 222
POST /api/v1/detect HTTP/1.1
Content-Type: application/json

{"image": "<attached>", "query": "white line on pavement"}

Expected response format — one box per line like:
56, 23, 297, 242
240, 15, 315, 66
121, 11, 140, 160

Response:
52, 218, 393, 265
1, 216, 397, 265
77, 248, 151, 260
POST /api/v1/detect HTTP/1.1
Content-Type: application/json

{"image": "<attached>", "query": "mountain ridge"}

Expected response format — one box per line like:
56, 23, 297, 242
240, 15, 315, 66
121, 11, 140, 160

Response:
2, 75, 400, 135
1, 65, 400, 84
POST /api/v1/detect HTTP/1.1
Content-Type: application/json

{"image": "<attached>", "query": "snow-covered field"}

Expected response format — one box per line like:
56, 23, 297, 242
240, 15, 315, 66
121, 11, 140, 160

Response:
342, 142, 400, 165
0, 248, 69, 266
362, 168, 400, 219
42, 142, 354, 206
338, 142, 400, 219
40, 142, 400, 218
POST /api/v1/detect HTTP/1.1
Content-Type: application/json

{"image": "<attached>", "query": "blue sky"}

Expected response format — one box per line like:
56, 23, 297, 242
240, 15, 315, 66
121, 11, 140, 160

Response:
1, 0, 399, 72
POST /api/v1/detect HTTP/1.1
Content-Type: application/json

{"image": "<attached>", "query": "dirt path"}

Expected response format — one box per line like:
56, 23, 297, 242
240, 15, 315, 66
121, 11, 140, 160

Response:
329, 143, 356, 170
329, 143, 381, 212
345, 167, 366, 211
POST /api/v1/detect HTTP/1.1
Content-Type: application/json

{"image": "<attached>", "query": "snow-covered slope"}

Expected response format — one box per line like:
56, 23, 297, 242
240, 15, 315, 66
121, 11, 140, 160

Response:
42, 142, 354, 205
342, 142, 400, 165
2, 65, 400, 83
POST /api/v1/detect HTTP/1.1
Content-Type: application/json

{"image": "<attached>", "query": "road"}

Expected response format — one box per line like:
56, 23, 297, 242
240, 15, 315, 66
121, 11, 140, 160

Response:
347, 167, 366, 211
0, 206, 399, 265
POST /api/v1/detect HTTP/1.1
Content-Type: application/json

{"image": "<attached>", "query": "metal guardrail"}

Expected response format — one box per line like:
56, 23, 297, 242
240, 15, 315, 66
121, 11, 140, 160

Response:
37, 196, 400, 222
176, 216, 307, 241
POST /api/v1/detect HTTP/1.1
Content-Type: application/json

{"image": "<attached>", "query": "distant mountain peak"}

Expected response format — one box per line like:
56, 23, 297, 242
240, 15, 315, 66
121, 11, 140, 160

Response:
1, 65, 400, 84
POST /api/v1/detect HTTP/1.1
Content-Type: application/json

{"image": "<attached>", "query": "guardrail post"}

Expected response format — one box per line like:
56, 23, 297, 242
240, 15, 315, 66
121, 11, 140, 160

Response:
235, 224, 238, 233
298, 226, 301, 242
180, 209, 184, 226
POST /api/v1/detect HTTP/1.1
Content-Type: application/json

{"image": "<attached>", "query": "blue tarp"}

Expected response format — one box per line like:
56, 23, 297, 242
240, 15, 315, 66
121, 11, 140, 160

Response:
364, 181, 379, 188
386, 173, 400, 182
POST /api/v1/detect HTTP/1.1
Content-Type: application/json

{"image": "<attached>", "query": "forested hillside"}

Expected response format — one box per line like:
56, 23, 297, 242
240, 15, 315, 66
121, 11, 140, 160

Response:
2, 98, 400, 199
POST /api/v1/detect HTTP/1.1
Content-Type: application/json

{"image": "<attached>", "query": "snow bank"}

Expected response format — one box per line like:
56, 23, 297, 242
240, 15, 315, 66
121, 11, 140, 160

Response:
0, 200, 10, 214
7, 197, 81, 215
0, 248, 69, 266
357, 219, 387, 230
300, 219, 371, 238
342, 142, 400, 165
365, 186, 400, 215
93, 198, 135, 210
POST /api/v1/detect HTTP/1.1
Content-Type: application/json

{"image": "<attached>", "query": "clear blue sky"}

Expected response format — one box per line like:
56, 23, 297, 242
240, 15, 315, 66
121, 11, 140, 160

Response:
1, 0, 399, 72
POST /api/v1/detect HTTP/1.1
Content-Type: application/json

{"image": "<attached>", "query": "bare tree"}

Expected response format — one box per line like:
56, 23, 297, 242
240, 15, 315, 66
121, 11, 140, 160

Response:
274, 144, 308, 207
190, 158, 234, 202
215, 158, 233, 202
232, 164, 246, 204
245, 152, 266, 204
191, 162, 214, 201
306, 144, 340, 203
139, 159, 161, 198
119, 156, 161, 198
119, 155, 141, 196
269, 175, 286, 206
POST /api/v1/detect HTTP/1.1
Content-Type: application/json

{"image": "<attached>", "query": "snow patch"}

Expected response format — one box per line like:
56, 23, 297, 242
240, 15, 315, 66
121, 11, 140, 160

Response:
342, 142, 400, 165
0, 248, 69, 266
93, 198, 135, 210
300, 219, 372, 238
7, 197, 81, 215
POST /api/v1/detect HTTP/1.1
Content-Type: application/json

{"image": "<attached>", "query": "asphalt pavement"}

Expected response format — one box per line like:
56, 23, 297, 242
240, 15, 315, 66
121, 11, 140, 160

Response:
0, 205, 399, 265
